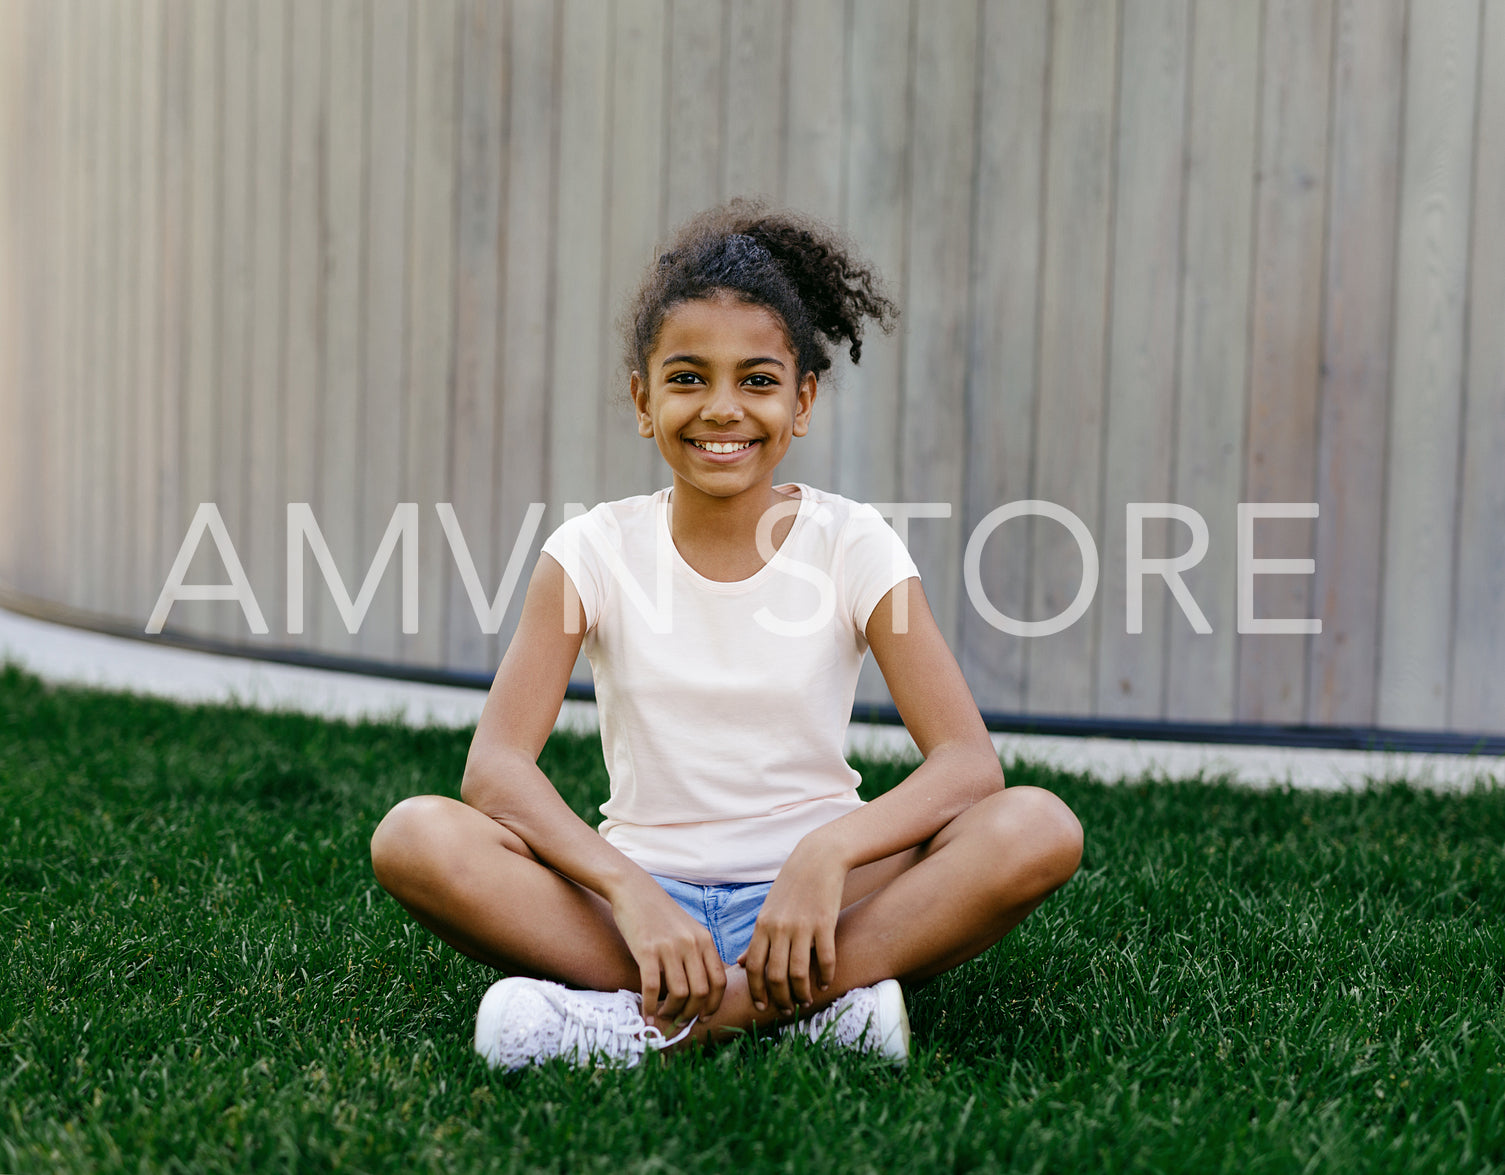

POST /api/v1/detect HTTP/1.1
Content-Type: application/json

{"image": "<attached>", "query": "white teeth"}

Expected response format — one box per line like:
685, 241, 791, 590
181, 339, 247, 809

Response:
692, 440, 752, 454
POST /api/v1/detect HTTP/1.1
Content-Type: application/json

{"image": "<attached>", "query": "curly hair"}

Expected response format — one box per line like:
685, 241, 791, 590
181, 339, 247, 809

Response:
622, 200, 898, 382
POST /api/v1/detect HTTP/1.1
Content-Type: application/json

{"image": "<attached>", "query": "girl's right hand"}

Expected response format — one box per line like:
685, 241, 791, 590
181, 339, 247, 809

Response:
609, 878, 727, 1027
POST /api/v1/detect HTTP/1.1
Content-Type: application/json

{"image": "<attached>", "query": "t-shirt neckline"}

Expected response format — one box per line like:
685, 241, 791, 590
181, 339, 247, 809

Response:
657, 483, 811, 590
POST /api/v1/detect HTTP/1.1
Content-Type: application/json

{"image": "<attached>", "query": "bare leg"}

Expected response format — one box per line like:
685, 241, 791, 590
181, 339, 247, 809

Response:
373, 785, 1081, 1052
370, 795, 643, 995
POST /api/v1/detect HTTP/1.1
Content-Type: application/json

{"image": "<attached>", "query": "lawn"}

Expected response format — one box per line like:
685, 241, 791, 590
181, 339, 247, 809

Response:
1, 661, 1502, 1173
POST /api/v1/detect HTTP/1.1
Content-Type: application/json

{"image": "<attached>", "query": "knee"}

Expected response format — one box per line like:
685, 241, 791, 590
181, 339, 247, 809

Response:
993, 786, 1084, 892
370, 794, 456, 894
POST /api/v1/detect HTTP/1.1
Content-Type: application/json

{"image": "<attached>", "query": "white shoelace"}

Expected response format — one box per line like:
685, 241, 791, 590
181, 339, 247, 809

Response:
556, 997, 696, 1065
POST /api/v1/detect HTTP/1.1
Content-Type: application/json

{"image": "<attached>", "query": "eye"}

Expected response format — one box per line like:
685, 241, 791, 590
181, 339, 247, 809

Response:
743, 372, 779, 389
665, 371, 704, 386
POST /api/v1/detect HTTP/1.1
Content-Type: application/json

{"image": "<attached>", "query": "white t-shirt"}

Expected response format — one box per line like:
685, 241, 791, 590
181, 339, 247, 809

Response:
540, 484, 920, 883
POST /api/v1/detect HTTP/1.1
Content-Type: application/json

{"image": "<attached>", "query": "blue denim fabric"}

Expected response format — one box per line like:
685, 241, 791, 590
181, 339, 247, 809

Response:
650, 874, 774, 965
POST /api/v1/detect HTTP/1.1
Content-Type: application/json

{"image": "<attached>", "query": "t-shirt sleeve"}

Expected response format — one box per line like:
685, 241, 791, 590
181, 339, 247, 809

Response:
842, 503, 921, 635
538, 507, 613, 633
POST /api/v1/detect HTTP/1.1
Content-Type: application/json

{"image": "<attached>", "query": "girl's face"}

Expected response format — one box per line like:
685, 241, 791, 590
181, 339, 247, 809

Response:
631, 293, 816, 507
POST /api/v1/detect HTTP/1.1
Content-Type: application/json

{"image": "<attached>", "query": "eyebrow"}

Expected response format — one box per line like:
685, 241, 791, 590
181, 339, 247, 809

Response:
660, 354, 787, 370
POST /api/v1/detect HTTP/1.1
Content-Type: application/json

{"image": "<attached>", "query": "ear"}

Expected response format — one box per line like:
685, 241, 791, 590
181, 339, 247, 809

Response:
791, 373, 817, 438
631, 371, 654, 437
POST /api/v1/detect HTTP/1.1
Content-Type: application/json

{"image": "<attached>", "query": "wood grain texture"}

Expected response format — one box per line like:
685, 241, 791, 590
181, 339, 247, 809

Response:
1095, 0, 1190, 719
723, 0, 787, 202
494, 0, 558, 658
315, 0, 368, 654
244, 0, 288, 639
775, 0, 846, 493
281, 0, 325, 648
838, 0, 910, 707
1449, 0, 1505, 732
180, 0, 221, 639
960, 0, 1048, 713
1237, 0, 1333, 724
1378, 0, 1480, 729
361, 0, 411, 663
899, 0, 979, 648
403, 0, 458, 668
1164, 0, 1260, 723
445, 0, 506, 672
93, 1, 125, 619
215, 0, 254, 641
1028, 0, 1117, 716
600, 0, 668, 504
133, 0, 167, 622
549, 0, 609, 513
666, 0, 725, 226
156, 0, 190, 622
1305, 0, 1403, 725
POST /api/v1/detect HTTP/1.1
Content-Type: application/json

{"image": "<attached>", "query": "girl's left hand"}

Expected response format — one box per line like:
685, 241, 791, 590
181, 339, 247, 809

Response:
738, 841, 846, 1015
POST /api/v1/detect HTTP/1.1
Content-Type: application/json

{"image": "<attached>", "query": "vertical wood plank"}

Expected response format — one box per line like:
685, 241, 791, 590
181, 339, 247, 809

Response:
1095, 0, 1190, 719
216, 0, 254, 641
445, 0, 505, 672
1026, 0, 1117, 716
0, 0, 23, 589
665, 0, 724, 225
115, 0, 144, 618
92, 1, 124, 618
839, 0, 910, 707
133, 0, 166, 621
1305, 0, 1403, 725
316, 0, 369, 655
1448, 0, 1505, 731
960, 0, 1048, 713
155, 0, 190, 623
404, 0, 458, 668
600, 0, 668, 503
899, 0, 979, 647
245, 0, 288, 639
362, 0, 411, 663
723, 0, 787, 200
549, 0, 609, 516
63, 0, 90, 611
282, 0, 326, 648
836, 0, 909, 505
1238, 0, 1333, 724
777, 0, 846, 493
495, 0, 558, 655
180, 0, 222, 638
1378, 0, 1480, 727
1164, 0, 1260, 723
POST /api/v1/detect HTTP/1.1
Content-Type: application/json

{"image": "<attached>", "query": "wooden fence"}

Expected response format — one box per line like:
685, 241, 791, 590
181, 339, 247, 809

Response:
0, 0, 1501, 735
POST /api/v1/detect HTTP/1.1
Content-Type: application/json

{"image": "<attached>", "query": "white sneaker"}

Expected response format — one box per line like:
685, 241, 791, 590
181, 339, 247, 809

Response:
473, 977, 692, 1071
783, 979, 910, 1066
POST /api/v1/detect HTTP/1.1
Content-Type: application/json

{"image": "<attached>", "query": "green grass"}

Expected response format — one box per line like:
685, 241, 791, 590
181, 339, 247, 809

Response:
1, 661, 1503, 1174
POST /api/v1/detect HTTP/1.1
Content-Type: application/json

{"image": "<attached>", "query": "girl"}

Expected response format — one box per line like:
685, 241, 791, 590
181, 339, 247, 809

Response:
370, 202, 1083, 1069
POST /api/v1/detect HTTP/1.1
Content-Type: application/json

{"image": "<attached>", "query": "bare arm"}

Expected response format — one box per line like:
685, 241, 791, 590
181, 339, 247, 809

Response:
741, 577, 1002, 1012
461, 554, 726, 1021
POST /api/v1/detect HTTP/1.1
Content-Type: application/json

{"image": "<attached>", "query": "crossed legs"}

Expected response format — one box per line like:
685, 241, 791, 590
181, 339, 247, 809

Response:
370, 785, 1082, 1047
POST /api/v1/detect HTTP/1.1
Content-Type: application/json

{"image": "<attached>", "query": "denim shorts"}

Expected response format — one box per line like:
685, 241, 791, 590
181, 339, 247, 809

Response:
651, 874, 774, 966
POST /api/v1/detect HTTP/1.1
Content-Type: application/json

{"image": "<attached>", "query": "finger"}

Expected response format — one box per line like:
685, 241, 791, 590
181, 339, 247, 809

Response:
704, 949, 728, 1018
765, 937, 794, 1015
743, 932, 770, 1011
788, 935, 813, 1008
640, 962, 661, 1022
658, 956, 691, 1023
815, 926, 837, 991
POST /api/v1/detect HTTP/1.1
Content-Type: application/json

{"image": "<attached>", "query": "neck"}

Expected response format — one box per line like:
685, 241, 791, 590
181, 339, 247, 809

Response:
666, 477, 798, 578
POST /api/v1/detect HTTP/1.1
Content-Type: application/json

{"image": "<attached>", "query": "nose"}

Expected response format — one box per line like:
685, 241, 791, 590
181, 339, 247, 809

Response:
700, 378, 743, 422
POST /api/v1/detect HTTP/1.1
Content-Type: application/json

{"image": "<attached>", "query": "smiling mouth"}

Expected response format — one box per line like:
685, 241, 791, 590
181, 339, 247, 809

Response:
687, 439, 756, 454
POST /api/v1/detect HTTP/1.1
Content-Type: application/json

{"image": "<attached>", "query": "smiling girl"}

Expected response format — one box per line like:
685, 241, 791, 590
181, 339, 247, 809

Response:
370, 202, 1083, 1069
